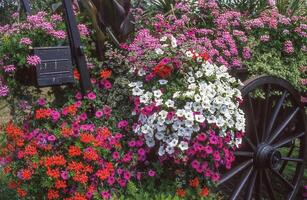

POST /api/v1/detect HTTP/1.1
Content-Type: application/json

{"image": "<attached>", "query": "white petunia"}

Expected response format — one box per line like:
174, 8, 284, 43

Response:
160, 36, 168, 42
186, 50, 193, 57
159, 79, 168, 85
178, 141, 189, 151
195, 114, 206, 123
165, 99, 175, 108
155, 48, 164, 55
153, 90, 163, 98
132, 87, 144, 96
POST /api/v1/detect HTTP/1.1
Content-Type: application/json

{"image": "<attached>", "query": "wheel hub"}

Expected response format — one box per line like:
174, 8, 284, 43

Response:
254, 144, 282, 170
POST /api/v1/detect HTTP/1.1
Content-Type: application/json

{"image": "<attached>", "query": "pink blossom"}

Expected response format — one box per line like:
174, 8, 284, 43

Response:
283, 40, 294, 54
101, 191, 111, 199
260, 35, 270, 42
3, 65, 16, 73
148, 169, 156, 177
27, 55, 41, 66
0, 85, 9, 97
87, 92, 96, 100
78, 24, 90, 37
95, 110, 103, 118
20, 37, 32, 45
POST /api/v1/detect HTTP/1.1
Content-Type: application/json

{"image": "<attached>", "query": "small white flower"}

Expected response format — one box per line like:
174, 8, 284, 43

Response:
195, 114, 205, 123
155, 132, 165, 140
187, 76, 195, 83
176, 109, 185, 117
155, 99, 163, 106
159, 79, 168, 85
155, 48, 164, 55
173, 91, 181, 98
160, 36, 168, 42
132, 87, 144, 96
178, 141, 189, 151
195, 70, 203, 78
159, 110, 168, 119
153, 90, 163, 98
166, 146, 175, 154
184, 111, 194, 121
165, 99, 175, 108
168, 137, 179, 147
186, 50, 193, 57
158, 146, 166, 156
171, 36, 177, 48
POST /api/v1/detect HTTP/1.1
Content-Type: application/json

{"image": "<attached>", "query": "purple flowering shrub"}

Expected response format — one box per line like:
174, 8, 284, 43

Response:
131, 0, 306, 92
0, 11, 92, 99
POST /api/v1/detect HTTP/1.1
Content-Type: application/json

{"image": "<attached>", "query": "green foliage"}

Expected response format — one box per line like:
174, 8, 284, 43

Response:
245, 49, 307, 92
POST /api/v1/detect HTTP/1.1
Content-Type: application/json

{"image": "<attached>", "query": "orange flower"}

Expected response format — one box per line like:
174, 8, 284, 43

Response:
100, 69, 112, 79
153, 64, 172, 78
20, 169, 32, 180
176, 188, 186, 198
24, 145, 37, 156
80, 133, 95, 144
48, 189, 59, 200
73, 172, 88, 184
189, 177, 199, 188
199, 187, 209, 197
46, 168, 60, 179
17, 188, 27, 198
61, 127, 73, 137
55, 180, 67, 189
5, 123, 23, 138
96, 169, 110, 180
74, 69, 80, 80
68, 146, 82, 157
35, 108, 52, 119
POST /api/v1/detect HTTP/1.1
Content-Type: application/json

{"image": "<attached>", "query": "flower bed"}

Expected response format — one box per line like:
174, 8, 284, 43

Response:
0, 0, 306, 199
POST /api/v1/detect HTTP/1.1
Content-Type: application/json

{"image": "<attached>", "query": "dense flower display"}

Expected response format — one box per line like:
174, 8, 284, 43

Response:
0, 0, 306, 199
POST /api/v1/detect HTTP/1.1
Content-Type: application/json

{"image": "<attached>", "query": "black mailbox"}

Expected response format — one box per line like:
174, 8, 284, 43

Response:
34, 46, 74, 87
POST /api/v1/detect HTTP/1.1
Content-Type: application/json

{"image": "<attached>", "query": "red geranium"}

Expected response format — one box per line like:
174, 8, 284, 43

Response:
153, 64, 172, 78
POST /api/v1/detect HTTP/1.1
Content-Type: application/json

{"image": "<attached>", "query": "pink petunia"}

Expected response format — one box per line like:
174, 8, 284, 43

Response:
27, 55, 41, 66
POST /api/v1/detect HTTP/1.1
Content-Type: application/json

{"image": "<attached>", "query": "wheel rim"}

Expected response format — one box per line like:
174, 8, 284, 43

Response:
218, 75, 307, 200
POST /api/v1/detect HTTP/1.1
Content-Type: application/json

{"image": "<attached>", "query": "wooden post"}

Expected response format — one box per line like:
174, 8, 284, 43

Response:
62, 0, 92, 95
20, 0, 32, 14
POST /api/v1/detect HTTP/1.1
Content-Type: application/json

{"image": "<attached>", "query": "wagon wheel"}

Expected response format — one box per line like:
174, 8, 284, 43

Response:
218, 75, 307, 200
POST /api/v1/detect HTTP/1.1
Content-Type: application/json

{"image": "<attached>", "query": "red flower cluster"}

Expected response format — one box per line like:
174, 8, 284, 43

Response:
153, 64, 172, 78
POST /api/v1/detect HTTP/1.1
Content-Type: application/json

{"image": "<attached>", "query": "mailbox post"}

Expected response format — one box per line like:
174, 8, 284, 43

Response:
20, 0, 92, 95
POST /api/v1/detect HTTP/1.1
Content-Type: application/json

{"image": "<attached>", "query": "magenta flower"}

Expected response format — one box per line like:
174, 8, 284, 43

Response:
148, 170, 156, 177
260, 35, 270, 42
87, 92, 96, 100
78, 24, 90, 37
242, 47, 251, 60
117, 120, 128, 128
283, 40, 294, 54
47, 135, 56, 142
95, 110, 103, 118
20, 37, 32, 45
27, 55, 41, 66
61, 171, 69, 180
3, 65, 16, 73
101, 191, 110, 199
37, 98, 46, 106
0, 85, 9, 97
51, 111, 61, 122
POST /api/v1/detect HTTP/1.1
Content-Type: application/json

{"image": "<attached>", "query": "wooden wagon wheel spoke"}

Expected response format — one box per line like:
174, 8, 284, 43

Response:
243, 136, 256, 151
273, 131, 305, 148
233, 151, 254, 157
279, 143, 295, 173
261, 84, 271, 141
271, 169, 294, 189
217, 159, 253, 186
267, 107, 300, 144
281, 157, 303, 163
245, 169, 258, 200
265, 91, 288, 138
264, 170, 277, 200
219, 75, 306, 200
229, 166, 254, 200
255, 169, 263, 200
247, 95, 260, 144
